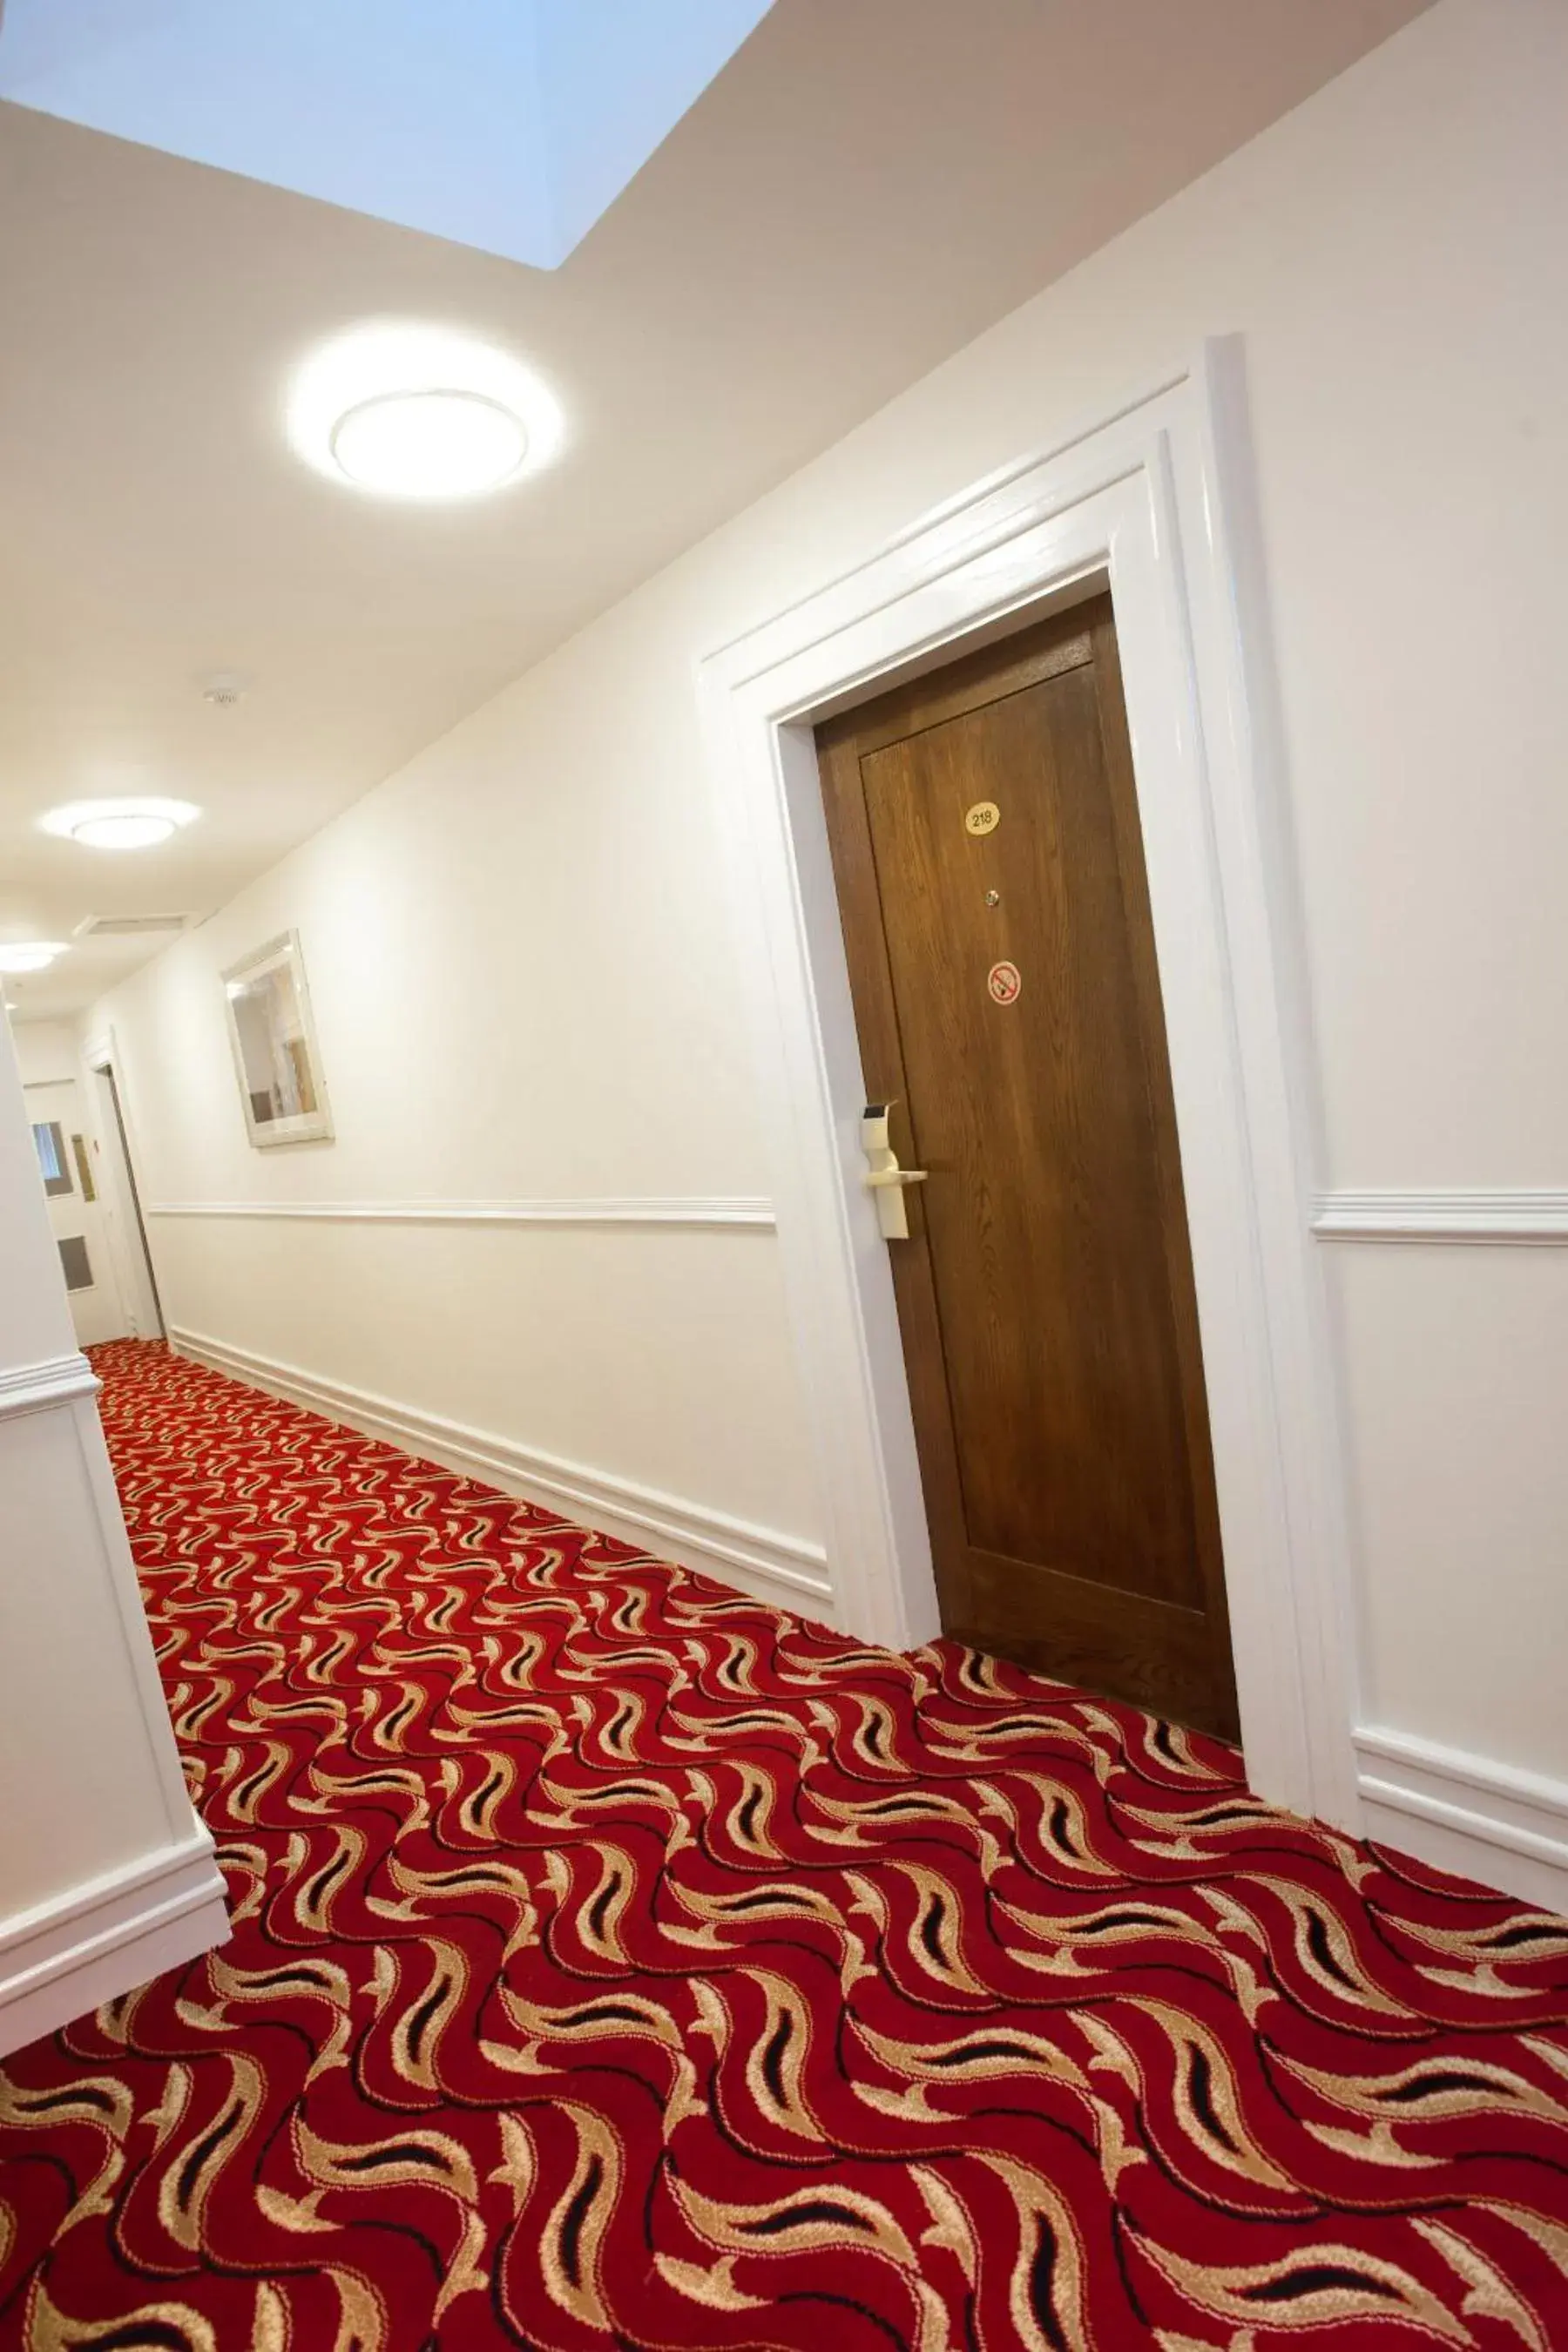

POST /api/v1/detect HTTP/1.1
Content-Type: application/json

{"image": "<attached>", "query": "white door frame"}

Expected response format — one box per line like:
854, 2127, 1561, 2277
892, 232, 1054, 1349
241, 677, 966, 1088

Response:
82, 1025, 165, 1341
698, 340, 1360, 1830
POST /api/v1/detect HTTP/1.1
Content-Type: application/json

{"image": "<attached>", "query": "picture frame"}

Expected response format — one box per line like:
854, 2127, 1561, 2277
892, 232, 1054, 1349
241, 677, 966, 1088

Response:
221, 929, 334, 1148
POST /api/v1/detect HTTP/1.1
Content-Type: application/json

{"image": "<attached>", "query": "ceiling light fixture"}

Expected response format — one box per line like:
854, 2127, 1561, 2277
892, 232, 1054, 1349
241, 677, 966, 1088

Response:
40, 797, 201, 852
332, 389, 527, 499
0, 942, 67, 974
288, 322, 563, 503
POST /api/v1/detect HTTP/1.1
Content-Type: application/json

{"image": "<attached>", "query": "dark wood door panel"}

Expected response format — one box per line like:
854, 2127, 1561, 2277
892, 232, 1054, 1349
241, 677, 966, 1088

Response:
817, 596, 1238, 1737
861, 664, 1200, 1605
954, 1548, 1221, 1732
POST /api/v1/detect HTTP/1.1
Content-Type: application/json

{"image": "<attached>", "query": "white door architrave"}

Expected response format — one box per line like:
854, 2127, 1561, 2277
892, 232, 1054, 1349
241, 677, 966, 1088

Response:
699, 340, 1359, 1830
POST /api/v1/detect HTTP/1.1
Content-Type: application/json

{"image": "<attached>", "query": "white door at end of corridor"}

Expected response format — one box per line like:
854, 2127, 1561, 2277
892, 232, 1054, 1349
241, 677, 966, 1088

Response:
89, 1056, 165, 1340
24, 1076, 129, 1347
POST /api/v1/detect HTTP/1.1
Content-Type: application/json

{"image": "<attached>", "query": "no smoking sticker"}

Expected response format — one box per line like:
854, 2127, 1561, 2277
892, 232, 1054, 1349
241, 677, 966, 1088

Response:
987, 960, 1022, 1006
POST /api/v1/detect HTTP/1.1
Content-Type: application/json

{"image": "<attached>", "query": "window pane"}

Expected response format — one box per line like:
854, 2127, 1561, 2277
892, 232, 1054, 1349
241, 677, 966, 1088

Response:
58, 1235, 92, 1291
32, 1121, 72, 1196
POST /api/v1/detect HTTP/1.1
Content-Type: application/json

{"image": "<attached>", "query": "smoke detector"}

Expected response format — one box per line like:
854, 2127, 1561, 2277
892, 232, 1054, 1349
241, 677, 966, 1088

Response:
202, 673, 247, 708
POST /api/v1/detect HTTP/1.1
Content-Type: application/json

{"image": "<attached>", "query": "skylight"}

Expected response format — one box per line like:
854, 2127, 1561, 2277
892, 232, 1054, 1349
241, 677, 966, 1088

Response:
0, 0, 775, 269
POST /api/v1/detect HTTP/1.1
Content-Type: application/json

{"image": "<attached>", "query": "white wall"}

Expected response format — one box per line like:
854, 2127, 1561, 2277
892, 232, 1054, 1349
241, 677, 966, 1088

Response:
0, 1014, 226, 2055
90, 1, 1568, 1887
10, 1017, 79, 1088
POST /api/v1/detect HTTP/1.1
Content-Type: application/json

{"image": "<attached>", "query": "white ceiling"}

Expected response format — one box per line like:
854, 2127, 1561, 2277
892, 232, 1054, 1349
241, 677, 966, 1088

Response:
0, 0, 1425, 1020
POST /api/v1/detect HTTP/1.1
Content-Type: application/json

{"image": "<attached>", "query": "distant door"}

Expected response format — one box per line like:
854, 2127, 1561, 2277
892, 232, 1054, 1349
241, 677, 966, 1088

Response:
815, 597, 1239, 1737
25, 1075, 130, 1348
91, 1059, 165, 1340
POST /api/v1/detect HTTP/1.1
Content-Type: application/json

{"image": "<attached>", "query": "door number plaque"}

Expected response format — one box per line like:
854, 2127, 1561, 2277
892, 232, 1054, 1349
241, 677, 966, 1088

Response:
964, 800, 1001, 836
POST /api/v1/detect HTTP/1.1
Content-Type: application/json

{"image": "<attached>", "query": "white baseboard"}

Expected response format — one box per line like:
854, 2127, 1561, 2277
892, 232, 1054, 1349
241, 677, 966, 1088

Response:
0, 1831, 229, 2059
1355, 1725, 1568, 1915
169, 1326, 835, 1625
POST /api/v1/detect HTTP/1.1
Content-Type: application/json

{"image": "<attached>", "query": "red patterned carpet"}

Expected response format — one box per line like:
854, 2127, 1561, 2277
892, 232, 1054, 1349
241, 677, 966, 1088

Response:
3, 1343, 1568, 2349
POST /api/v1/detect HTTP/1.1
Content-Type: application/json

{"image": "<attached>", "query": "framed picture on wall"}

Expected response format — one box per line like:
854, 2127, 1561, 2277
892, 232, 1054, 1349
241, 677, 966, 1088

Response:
221, 930, 335, 1148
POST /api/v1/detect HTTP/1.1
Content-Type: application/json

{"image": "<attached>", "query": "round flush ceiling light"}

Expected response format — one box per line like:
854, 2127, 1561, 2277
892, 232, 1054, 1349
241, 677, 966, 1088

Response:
331, 389, 527, 499
0, 941, 67, 974
40, 796, 201, 852
288, 323, 563, 503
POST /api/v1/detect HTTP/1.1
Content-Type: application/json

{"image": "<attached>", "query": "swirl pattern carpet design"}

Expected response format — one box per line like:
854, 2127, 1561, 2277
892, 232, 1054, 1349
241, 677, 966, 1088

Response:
3, 1341, 1568, 2349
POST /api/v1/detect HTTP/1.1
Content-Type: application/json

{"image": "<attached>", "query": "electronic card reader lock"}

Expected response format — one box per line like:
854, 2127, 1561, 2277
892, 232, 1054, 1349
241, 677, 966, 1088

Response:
861, 1102, 928, 1240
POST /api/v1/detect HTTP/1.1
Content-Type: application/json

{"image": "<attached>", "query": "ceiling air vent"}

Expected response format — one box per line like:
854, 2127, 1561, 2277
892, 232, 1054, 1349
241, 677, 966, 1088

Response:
74, 913, 191, 939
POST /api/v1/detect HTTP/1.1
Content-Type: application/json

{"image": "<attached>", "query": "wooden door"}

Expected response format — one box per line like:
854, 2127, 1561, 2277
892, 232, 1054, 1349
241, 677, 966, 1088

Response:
815, 597, 1238, 1737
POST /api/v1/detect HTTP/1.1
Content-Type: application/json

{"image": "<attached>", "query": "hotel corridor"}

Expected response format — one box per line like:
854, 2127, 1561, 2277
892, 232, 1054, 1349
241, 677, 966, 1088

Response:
1, 1342, 1566, 2345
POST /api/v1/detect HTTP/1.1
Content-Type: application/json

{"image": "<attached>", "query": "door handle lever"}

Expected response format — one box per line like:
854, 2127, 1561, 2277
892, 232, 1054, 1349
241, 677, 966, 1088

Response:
861, 1102, 927, 1240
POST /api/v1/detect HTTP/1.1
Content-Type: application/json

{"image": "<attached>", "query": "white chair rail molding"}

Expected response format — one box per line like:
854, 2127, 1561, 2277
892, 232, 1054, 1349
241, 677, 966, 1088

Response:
1314, 1189, 1568, 1243
145, 1195, 778, 1228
